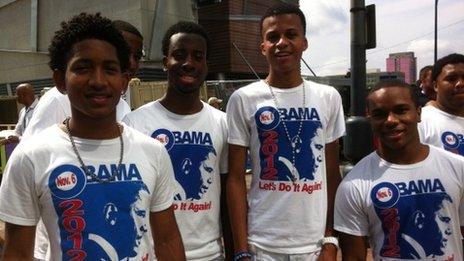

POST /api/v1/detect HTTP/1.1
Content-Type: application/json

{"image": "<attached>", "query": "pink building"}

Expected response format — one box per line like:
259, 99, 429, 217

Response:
386, 52, 417, 84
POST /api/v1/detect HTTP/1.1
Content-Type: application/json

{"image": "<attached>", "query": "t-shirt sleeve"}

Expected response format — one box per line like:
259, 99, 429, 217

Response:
150, 145, 175, 212
0, 150, 40, 225
334, 177, 369, 236
325, 89, 345, 143
226, 91, 250, 147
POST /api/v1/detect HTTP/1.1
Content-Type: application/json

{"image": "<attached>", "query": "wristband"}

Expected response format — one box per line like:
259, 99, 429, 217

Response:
233, 251, 252, 261
320, 236, 339, 248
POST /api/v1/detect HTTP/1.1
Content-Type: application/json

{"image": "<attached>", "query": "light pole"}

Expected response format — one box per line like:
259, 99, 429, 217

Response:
434, 0, 438, 64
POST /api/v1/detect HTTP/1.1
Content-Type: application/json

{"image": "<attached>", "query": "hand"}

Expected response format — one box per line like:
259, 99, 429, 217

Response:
6, 135, 20, 144
317, 243, 338, 261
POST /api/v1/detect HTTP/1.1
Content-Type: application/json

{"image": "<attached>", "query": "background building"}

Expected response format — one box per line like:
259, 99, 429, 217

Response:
386, 52, 417, 84
0, 0, 297, 97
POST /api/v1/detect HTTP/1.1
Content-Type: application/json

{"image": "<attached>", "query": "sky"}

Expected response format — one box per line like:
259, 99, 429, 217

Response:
299, 0, 464, 78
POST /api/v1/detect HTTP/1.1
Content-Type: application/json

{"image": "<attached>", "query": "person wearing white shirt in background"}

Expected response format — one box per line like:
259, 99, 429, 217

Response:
1, 83, 38, 144
418, 53, 464, 157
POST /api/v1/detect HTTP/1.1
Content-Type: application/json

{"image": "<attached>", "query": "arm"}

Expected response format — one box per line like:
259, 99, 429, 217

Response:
150, 206, 186, 261
1, 223, 36, 260
227, 144, 249, 257
339, 232, 367, 261
318, 139, 342, 260
221, 174, 234, 260
461, 226, 464, 252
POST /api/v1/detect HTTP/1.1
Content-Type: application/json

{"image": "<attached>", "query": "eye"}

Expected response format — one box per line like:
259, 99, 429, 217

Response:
194, 51, 205, 61
370, 111, 387, 119
172, 50, 187, 60
267, 33, 279, 43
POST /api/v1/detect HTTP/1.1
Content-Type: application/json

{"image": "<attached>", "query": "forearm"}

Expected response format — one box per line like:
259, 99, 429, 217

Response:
150, 208, 186, 261
227, 172, 248, 252
2, 223, 36, 260
221, 175, 234, 260
154, 235, 185, 261
325, 141, 342, 236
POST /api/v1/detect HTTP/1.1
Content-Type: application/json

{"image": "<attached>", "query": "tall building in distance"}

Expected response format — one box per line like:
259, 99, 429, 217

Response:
386, 52, 417, 84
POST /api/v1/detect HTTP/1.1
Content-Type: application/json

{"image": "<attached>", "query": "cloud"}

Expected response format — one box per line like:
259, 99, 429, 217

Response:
300, 2, 348, 36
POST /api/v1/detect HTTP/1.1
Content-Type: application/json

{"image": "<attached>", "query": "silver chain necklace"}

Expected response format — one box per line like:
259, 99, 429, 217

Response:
65, 117, 124, 184
266, 79, 306, 182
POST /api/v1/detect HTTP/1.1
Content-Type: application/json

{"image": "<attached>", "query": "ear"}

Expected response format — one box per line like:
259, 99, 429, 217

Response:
53, 70, 67, 94
162, 56, 168, 71
121, 72, 130, 93
260, 41, 266, 56
433, 81, 438, 93
416, 104, 422, 123
303, 36, 308, 52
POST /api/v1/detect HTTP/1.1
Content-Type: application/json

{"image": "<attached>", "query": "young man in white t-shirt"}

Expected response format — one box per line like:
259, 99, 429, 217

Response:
418, 53, 464, 157
226, 3, 345, 260
124, 21, 232, 260
335, 80, 464, 260
0, 13, 185, 260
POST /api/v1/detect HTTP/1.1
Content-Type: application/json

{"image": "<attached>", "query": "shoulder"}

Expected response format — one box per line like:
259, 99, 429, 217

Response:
305, 80, 340, 98
122, 124, 164, 151
429, 145, 464, 164
16, 126, 64, 155
343, 152, 378, 182
124, 101, 157, 120
230, 81, 265, 99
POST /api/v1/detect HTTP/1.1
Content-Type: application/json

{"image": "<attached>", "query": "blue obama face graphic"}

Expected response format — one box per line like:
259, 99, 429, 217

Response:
152, 128, 215, 200
48, 163, 151, 260
371, 180, 453, 259
254, 105, 323, 182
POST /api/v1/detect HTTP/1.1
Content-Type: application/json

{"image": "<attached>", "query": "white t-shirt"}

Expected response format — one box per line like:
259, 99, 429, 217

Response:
418, 105, 464, 157
20, 87, 132, 259
14, 98, 38, 136
334, 146, 464, 260
123, 101, 228, 260
0, 124, 174, 260
22, 87, 131, 139
226, 79, 345, 254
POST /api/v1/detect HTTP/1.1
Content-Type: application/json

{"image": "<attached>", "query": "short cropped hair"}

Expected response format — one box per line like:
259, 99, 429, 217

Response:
367, 79, 418, 108
48, 13, 130, 72
260, 3, 306, 35
161, 21, 210, 59
419, 65, 433, 78
432, 53, 464, 81
113, 20, 143, 39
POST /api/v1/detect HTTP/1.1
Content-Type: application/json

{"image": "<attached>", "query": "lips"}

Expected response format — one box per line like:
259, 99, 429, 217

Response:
86, 93, 112, 105
384, 129, 405, 139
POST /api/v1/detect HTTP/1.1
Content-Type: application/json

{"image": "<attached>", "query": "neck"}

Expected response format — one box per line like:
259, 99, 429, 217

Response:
433, 102, 464, 117
377, 142, 429, 165
160, 88, 203, 115
67, 112, 120, 139
267, 70, 303, 88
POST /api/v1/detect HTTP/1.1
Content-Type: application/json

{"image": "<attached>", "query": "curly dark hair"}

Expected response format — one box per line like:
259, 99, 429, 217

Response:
161, 21, 210, 59
260, 3, 306, 35
432, 53, 464, 81
48, 13, 130, 72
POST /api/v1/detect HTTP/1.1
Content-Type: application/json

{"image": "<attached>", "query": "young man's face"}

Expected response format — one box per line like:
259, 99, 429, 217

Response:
434, 63, 464, 114
55, 39, 128, 120
260, 13, 307, 75
367, 87, 421, 151
163, 32, 207, 95
121, 31, 143, 78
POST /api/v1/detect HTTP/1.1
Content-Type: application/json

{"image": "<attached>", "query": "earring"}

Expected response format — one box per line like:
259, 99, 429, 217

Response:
163, 68, 167, 72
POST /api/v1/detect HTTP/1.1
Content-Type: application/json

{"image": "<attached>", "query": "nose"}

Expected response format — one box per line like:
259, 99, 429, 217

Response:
89, 68, 107, 88
181, 54, 195, 70
385, 113, 399, 125
276, 36, 289, 49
